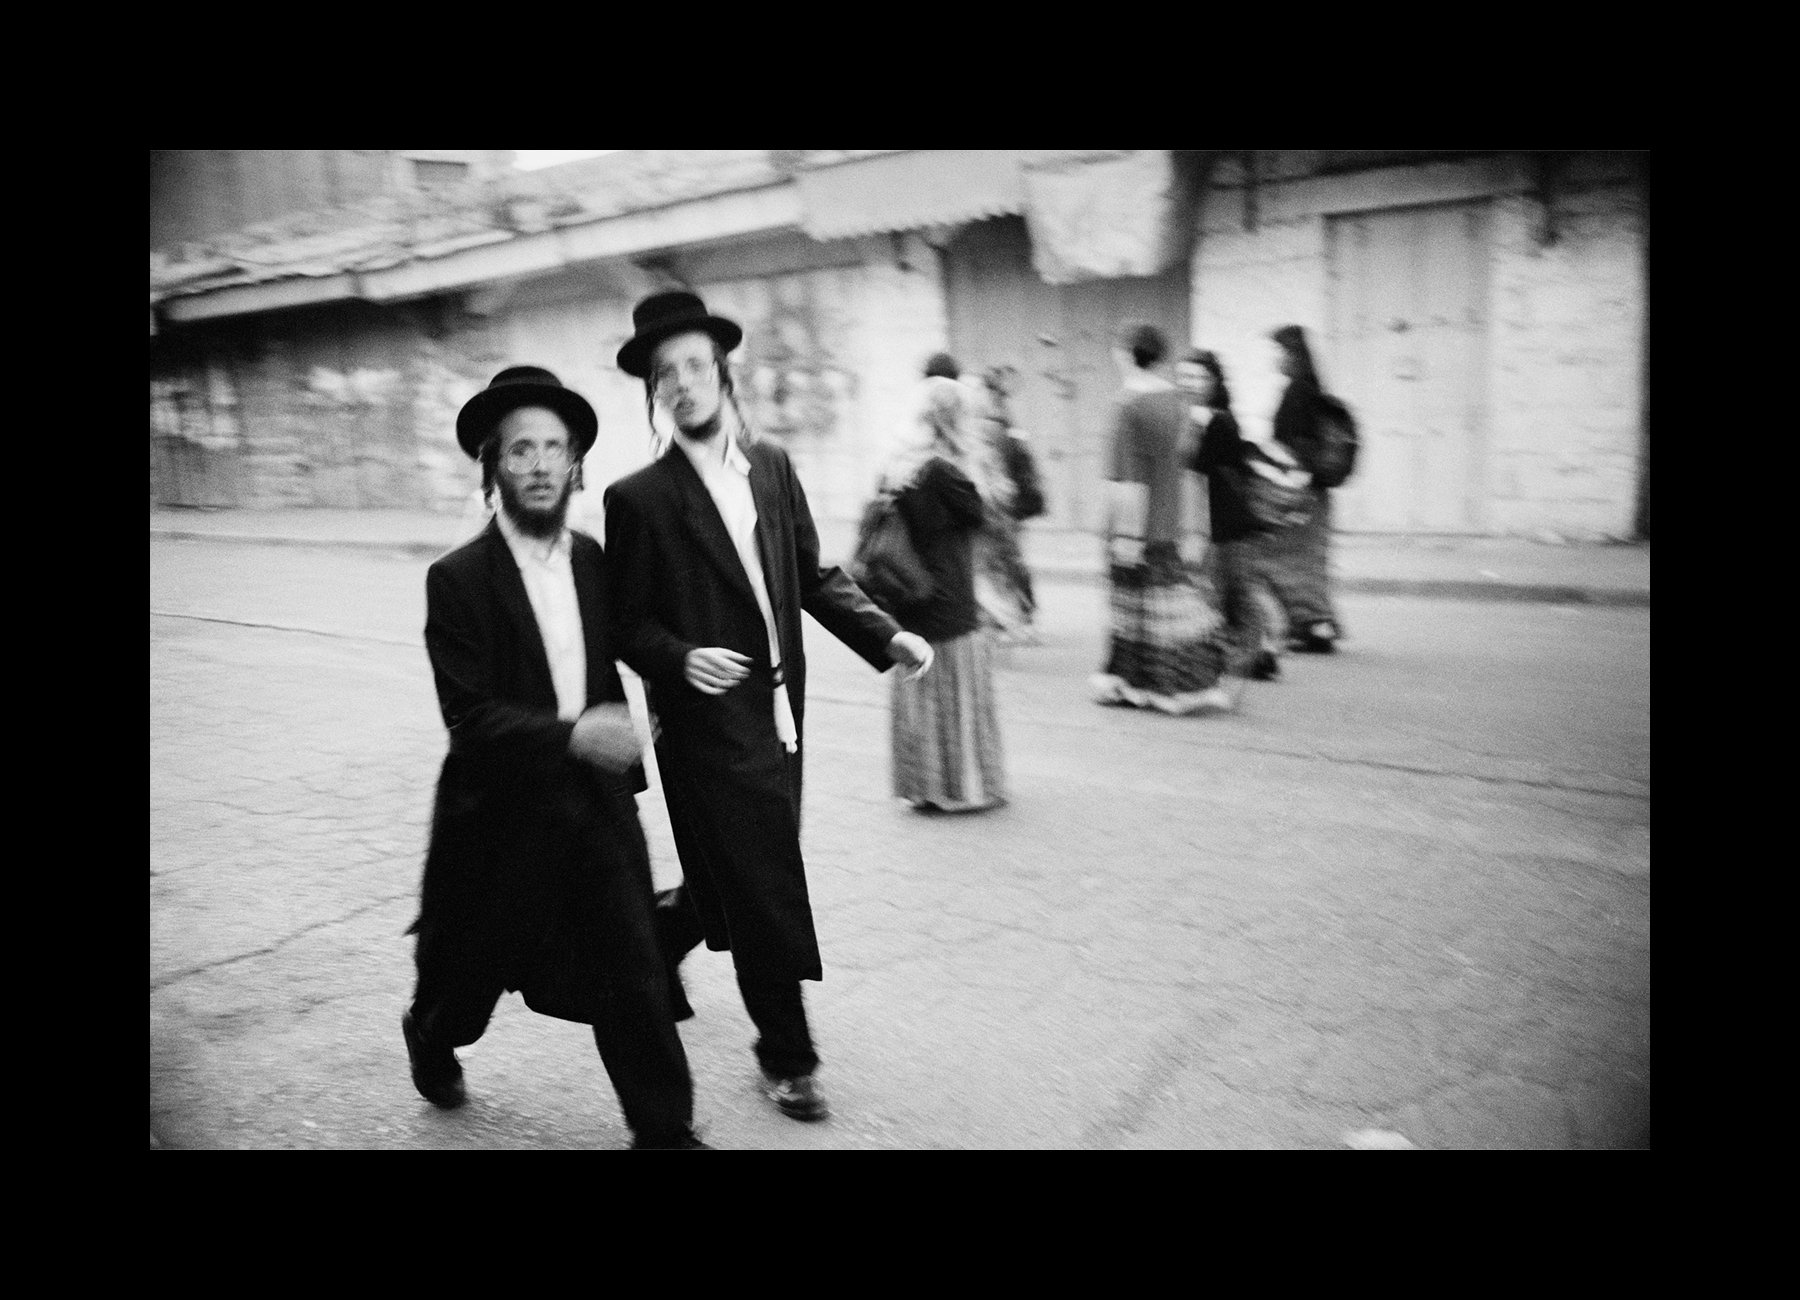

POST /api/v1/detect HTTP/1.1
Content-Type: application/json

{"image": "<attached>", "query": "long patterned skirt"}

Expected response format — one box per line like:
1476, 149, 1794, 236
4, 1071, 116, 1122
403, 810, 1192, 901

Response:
891, 628, 1006, 812
1094, 541, 1235, 713
1258, 488, 1343, 640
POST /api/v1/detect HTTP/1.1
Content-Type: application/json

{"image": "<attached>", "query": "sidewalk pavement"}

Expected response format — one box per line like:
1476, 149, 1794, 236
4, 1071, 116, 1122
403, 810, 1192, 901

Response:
150, 506, 1649, 607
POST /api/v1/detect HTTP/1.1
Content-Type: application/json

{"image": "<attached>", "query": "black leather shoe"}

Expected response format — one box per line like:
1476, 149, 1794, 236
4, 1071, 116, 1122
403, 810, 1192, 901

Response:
763, 1072, 830, 1121
402, 1010, 466, 1109
1288, 622, 1339, 654
1250, 650, 1281, 680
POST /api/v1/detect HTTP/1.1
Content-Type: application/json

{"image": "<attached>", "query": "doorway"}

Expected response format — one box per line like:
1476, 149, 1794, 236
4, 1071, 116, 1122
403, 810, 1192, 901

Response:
1325, 199, 1493, 533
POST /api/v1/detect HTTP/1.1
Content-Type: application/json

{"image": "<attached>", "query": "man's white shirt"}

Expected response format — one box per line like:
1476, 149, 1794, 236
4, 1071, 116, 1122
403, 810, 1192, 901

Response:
673, 424, 799, 751
495, 506, 587, 722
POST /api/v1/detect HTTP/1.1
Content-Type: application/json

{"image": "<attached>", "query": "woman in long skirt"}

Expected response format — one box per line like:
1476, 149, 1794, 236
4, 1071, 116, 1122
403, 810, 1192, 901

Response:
1181, 347, 1285, 681
886, 376, 1007, 812
1265, 323, 1345, 652
1090, 321, 1245, 715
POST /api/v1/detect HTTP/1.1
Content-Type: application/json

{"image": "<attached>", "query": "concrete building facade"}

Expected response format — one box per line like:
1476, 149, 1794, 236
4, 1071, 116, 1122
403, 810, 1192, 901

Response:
150, 149, 1647, 540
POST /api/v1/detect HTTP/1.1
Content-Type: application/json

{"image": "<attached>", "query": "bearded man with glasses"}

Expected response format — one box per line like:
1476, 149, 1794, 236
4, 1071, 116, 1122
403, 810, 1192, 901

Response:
401, 365, 709, 1150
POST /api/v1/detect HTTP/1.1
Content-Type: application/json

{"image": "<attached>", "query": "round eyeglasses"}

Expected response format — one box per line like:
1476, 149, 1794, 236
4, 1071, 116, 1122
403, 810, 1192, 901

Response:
502, 444, 576, 473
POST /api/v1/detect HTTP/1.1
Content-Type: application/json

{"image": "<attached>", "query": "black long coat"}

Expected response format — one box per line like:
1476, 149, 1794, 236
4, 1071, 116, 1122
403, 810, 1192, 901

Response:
603, 439, 900, 982
408, 520, 652, 1024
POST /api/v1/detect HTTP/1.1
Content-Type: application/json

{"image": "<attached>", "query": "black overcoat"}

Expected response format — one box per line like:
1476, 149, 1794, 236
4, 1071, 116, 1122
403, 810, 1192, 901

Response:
408, 520, 652, 1024
603, 439, 900, 982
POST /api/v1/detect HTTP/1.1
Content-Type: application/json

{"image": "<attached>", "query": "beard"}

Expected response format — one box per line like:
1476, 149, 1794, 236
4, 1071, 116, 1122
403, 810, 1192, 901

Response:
675, 406, 723, 441
497, 472, 573, 539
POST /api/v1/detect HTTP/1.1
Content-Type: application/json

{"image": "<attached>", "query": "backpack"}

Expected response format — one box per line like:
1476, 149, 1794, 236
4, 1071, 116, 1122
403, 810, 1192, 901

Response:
1311, 394, 1360, 489
849, 491, 934, 616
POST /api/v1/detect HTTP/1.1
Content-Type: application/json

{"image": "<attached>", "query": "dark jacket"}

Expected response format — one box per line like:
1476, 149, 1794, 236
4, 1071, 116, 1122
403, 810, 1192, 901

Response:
1186, 407, 1269, 543
602, 438, 901, 982
1272, 375, 1326, 479
408, 520, 651, 1024
893, 456, 985, 643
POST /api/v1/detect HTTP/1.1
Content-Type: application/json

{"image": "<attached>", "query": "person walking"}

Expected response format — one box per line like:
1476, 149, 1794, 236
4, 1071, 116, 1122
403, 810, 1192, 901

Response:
923, 352, 1035, 641
979, 365, 1043, 638
1090, 322, 1243, 714
1264, 324, 1345, 652
603, 291, 934, 1123
1179, 348, 1282, 681
402, 365, 706, 1151
885, 376, 1007, 813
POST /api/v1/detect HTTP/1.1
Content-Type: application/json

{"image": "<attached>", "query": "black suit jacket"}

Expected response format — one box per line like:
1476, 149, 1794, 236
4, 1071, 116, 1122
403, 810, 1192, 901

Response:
603, 438, 899, 764
602, 438, 900, 980
409, 519, 649, 1021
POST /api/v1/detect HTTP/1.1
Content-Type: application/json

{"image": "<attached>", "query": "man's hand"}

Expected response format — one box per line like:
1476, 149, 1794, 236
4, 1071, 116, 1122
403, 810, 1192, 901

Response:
569, 702, 645, 773
685, 647, 752, 695
887, 631, 934, 681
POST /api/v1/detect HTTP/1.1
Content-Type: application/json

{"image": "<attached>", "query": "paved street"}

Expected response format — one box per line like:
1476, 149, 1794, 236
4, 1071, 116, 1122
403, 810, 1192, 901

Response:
150, 536, 1649, 1150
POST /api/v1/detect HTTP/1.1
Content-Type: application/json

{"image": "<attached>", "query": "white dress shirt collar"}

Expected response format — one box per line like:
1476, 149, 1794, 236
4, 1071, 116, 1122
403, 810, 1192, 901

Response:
673, 422, 750, 478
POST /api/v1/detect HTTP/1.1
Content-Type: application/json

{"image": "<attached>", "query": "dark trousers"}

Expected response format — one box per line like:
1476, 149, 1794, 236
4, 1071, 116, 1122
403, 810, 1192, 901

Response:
411, 855, 695, 1144
657, 882, 820, 1079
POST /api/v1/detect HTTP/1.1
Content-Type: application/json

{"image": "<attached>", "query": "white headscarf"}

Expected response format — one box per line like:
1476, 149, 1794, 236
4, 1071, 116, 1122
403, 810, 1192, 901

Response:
883, 376, 993, 497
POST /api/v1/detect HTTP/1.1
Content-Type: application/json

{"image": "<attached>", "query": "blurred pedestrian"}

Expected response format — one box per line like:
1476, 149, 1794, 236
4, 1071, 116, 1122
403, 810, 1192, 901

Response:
920, 352, 1036, 641
1179, 348, 1282, 681
403, 365, 706, 1150
980, 365, 1044, 638
605, 292, 934, 1123
884, 376, 1007, 813
1264, 324, 1345, 652
1091, 322, 1244, 714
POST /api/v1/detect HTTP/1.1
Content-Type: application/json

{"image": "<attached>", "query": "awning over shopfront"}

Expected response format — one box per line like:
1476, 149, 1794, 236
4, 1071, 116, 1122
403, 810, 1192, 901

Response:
796, 149, 1043, 240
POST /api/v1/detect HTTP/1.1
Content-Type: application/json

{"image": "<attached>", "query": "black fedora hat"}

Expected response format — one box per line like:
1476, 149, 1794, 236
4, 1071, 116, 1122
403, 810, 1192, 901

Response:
455, 365, 598, 461
616, 290, 744, 380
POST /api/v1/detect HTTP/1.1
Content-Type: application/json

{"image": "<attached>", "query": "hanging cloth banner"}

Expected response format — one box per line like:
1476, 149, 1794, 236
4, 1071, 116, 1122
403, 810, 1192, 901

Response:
1021, 150, 1188, 285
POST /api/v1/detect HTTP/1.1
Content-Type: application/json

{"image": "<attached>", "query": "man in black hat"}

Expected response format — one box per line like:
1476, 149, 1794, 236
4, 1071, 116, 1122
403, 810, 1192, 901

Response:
402, 365, 707, 1150
604, 292, 934, 1123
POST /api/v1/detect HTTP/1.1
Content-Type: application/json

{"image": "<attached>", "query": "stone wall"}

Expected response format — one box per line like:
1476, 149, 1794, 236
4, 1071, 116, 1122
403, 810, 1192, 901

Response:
150, 299, 503, 513
150, 232, 953, 527
1485, 179, 1646, 539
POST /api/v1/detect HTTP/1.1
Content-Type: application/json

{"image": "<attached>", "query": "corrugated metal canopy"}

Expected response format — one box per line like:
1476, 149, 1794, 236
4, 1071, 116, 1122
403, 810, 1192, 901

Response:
797, 149, 1046, 240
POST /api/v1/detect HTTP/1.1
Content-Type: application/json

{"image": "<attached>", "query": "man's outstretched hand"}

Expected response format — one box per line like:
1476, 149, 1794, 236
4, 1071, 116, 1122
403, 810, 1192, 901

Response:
887, 631, 935, 681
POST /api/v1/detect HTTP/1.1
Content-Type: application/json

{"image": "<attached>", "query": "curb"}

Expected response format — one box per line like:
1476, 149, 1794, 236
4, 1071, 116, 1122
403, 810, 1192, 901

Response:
152, 527, 1649, 609
1330, 577, 1649, 607
1023, 564, 1649, 607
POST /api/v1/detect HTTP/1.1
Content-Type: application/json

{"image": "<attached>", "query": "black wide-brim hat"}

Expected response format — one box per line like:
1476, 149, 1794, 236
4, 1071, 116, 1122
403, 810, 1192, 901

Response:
455, 365, 598, 460
616, 290, 743, 380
